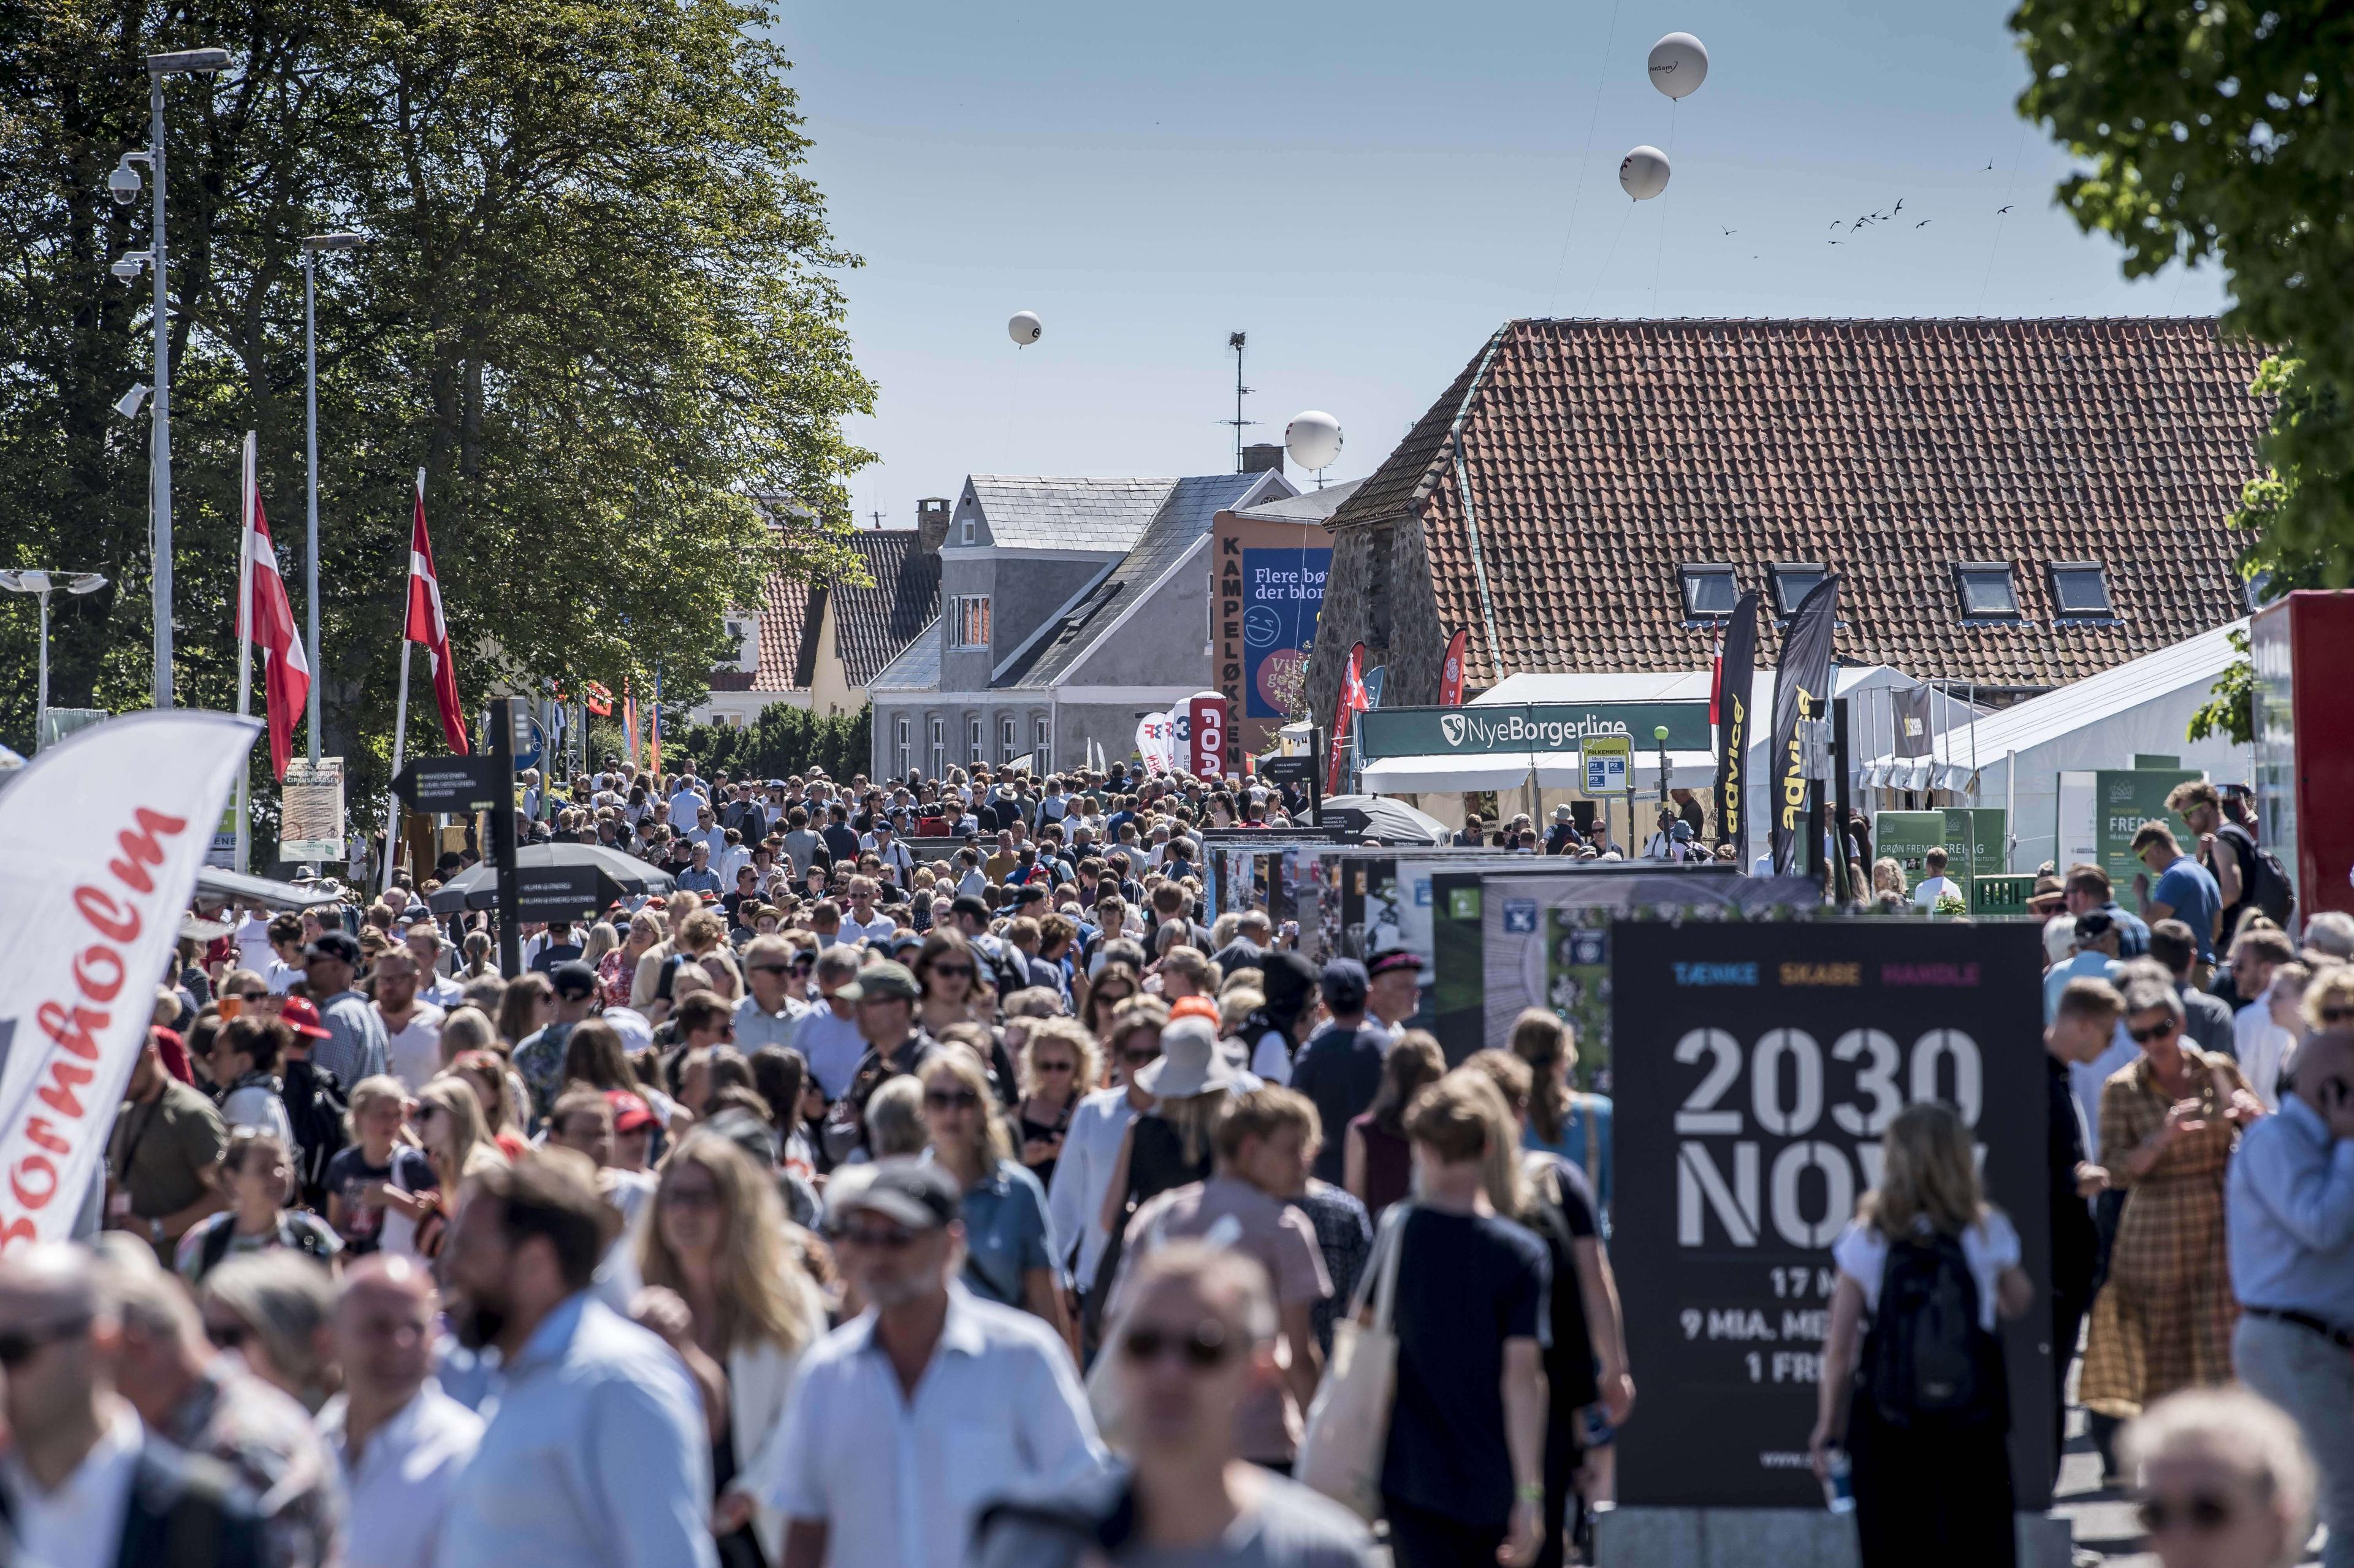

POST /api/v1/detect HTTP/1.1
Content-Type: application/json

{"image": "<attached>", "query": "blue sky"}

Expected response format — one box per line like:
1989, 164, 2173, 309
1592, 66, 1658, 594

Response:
771, 0, 2228, 525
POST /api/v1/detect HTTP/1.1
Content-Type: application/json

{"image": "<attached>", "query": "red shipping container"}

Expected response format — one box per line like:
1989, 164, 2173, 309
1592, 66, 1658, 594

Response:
2252, 590, 2354, 921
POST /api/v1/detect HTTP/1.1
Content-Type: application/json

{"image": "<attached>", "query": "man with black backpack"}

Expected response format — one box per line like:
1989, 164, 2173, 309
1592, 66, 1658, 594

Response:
2170, 778, 2293, 942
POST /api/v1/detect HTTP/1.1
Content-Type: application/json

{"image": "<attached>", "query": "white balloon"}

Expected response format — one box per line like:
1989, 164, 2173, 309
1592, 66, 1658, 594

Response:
1285, 410, 1343, 471
1008, 311, 1043, 346
1648, 32, 1709, 99
1619, 145, 1672, 200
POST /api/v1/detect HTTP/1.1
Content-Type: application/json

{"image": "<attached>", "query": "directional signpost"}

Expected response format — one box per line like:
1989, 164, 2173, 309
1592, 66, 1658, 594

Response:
390, 755, 504, 815
511, 863, 605, 922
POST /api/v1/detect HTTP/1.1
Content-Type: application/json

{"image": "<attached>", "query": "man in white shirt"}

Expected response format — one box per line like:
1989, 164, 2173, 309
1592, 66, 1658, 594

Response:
736, 1162, 1104, 1568
436, 1157, 716, 1568
733, 935, 812, 1054
863, 822, 915, 881
232, 904, 278, 974
319, 1256, 482, 1568
839, 877, 898, 946
370, 952, 446, 1095
402, 923, 466, 1008
667, 771, 709, 829
0, 1244, 267, 1568
1046, 1031, 1159, 1329
1910, 847, 1960, 909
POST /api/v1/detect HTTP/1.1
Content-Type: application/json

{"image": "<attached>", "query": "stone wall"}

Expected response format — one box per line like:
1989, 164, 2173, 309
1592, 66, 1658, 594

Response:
1303, 504, 1449, 729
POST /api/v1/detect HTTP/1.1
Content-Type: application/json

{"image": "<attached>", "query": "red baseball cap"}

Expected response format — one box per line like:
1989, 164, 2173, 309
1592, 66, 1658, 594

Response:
606, 1090, 657, 1134
277, 996, 332, 1040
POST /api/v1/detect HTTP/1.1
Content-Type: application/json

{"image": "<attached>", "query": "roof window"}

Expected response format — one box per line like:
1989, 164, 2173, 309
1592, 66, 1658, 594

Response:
2047, 562, 2112, 618
1678, 563, 1739, 618
1769, 562, 1829, 617
1954, 561, 2020, 620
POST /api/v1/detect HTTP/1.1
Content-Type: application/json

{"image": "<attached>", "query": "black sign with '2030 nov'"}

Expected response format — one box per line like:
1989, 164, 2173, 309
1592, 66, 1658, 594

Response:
1609, 918, 2052, 1510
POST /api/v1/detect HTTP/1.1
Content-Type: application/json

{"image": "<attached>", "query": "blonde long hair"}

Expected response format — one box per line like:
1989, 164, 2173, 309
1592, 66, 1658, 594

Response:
638, 1134, 817, 1356
1859, 1102, 1986, 1237
417, 1075, 505, 1184
920, 1051, 1013, 1167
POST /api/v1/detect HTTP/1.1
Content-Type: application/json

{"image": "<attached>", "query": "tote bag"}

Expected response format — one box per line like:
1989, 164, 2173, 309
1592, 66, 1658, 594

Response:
1295, 1201, 1411, 1520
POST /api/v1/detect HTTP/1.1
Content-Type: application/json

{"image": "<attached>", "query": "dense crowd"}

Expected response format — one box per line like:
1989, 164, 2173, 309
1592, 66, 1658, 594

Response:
7, 762, 2348, 1568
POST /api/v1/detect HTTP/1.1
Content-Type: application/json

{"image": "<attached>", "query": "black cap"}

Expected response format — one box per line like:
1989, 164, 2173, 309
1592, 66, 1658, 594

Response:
2074, 911, 2117, 940
302, 931, 361, 966
550, 961, 601, 1000
1367, 948, 1423, 977
1320, 958, 1370, 1010
1261, 950, 1319, 1010
950, 894, 992, 924
828, 1157, 961, 1232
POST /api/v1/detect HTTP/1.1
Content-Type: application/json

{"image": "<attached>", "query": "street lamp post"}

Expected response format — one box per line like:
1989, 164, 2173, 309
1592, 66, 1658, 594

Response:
0, 571, 111, 747
114, 47, 231, 711
300, 232, 367, 763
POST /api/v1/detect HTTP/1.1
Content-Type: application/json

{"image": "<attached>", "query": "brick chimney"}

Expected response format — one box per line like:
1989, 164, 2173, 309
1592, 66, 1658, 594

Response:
916, 497, 952, 554
1241, 443, 1286, 476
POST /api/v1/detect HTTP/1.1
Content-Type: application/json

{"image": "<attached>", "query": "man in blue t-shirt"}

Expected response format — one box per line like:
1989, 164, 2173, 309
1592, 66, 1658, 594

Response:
2133, 820, 2222, 970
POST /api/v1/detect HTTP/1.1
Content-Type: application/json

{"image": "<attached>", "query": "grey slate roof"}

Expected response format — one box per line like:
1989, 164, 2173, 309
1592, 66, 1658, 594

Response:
866, 617, 943, 693
1227, 476, 1364, 527
967, 476, 1178, 552
995, 471, 1292, 690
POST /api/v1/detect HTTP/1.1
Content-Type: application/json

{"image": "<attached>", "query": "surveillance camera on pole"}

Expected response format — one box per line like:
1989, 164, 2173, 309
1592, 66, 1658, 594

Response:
110, 251, 152, 283
108, 157, 145, 205
116, 385, 150, 419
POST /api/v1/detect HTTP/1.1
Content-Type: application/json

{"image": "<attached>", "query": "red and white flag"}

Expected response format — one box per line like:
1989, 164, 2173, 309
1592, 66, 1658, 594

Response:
406, 473, 470, 754
238, 434, 311, 781
1326, 641, 1369, 796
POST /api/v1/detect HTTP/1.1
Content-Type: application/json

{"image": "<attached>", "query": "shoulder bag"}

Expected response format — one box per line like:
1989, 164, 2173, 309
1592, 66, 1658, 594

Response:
1296, 1200, 1411, 1520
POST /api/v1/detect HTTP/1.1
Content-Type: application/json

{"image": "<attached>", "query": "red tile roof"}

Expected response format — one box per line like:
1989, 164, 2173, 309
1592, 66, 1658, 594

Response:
830, 531, 942, 689
1332, 318, 2271, 690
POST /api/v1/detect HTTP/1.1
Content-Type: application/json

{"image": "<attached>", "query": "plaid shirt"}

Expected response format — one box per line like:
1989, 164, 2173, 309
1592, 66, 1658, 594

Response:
1289, 1179, 1374, 1357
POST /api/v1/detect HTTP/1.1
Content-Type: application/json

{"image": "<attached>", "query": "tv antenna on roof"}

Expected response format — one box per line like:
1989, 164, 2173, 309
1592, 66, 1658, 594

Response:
1217, 330, 1255, 472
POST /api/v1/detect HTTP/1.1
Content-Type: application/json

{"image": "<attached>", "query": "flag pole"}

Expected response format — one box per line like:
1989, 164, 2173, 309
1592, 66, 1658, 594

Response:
381, 468, 421, 896
234, 433, 257, 873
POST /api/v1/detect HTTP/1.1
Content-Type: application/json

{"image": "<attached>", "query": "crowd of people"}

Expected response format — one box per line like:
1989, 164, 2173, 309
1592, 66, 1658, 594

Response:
15, 757, 1651, 1568
9, 756, 2350, 1567
1806, 779, 2354, 1568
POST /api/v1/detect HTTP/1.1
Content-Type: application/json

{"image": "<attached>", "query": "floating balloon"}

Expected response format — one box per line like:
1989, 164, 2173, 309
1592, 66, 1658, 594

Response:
1008, 311, 1043, 346
1285, 410, 1343, 472
1619, 145, 1671, 200
1647, 32, 1708, 99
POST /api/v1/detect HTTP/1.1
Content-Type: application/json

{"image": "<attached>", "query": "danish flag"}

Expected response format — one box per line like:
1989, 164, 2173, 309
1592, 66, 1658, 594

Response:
406, 473, 470, 754
238, 434, 310, 780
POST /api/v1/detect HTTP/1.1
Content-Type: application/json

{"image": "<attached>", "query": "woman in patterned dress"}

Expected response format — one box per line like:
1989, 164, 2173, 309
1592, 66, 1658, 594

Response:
2080, 974, 2266, 1433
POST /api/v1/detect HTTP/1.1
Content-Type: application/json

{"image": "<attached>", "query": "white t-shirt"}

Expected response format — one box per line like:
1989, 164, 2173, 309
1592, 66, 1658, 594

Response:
795, 1007, 867, 1101
1249, 1029, 1292, 1086
840, 911, 897, 945
1831, 1211, 2021, 1332
1911, 876, 1960, 909
265, 958, 305, 995
380, 1003, 448, 1094
2233, 1000, 2296, 1110
233, 915, 278, 975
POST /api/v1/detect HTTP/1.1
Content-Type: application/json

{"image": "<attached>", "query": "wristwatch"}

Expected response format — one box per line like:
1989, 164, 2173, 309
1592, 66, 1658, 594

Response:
149, 1217, 166, 1244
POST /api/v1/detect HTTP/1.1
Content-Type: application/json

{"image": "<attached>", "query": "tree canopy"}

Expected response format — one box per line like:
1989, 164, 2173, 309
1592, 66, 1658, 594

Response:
2012, 0, 2354, 592
0, 0, 874, 801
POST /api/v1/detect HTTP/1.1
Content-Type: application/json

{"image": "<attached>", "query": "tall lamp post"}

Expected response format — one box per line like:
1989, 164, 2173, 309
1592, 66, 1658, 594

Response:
300, 231, 367, 762
109, 45, 232, 711
0, 571, 110, 748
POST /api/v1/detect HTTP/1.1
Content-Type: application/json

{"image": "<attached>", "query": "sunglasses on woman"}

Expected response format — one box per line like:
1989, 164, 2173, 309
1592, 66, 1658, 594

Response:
931, 964, 973, 979
924, 1089, 980, 1111
1119, 1320, 1235, 1368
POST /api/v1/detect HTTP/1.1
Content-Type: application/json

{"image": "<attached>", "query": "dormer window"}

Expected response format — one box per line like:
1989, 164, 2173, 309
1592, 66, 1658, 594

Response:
2048, 561, 2113, 618
960, 517, 976, 546
1770, 562, 1829, 617
1954, 561, 2020, 620
1678, 563, 1739, 618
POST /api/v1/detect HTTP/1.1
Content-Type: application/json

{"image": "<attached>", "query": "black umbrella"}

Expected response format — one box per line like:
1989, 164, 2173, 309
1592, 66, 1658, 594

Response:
427, 842, 676, 916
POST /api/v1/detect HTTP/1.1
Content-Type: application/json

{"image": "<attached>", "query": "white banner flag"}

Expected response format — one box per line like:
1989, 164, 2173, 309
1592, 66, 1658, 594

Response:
1134, 714, 1176, 775
0, 711, 257, 1250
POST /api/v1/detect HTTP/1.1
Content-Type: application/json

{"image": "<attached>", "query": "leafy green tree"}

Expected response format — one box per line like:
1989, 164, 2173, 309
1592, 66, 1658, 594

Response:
0, 0, 872, 834
2011, 0, 2354, 593
674, 701, 870, 783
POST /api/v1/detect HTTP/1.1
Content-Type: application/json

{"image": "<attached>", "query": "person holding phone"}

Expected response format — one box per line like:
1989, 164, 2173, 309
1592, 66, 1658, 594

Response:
2225, 1026, 2354, 1568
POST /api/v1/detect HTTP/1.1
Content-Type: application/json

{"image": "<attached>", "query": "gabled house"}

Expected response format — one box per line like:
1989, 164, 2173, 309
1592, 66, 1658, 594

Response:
1303, 316, 2271, 725
695, 511, 943, 726
867, 467, 1296, 779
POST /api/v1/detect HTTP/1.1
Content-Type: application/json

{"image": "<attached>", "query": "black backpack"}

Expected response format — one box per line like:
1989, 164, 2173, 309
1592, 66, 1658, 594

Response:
1865, 1231, 2003, 1428
199, 1212, 338, 1277
2218, 823, 2295, 928
281, 1059, 349, 1211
